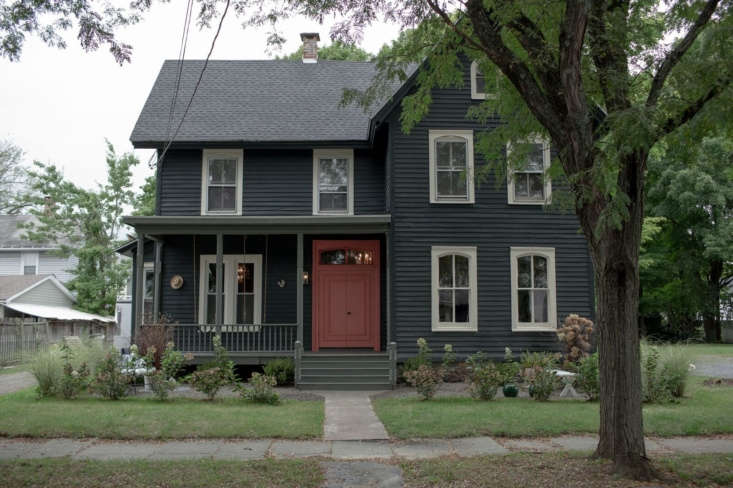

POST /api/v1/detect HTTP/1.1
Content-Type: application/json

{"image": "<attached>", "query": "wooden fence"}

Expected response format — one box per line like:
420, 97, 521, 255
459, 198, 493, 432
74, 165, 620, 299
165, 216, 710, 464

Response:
0, 321, 50, 364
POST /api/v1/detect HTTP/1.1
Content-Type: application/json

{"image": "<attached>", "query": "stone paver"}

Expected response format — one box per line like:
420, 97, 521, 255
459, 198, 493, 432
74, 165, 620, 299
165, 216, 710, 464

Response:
322, 461, 403, 488
0, 440, 37, 459
658, 437, 733, 454
74, 442, 158, 460
0, 372, 36, 395
552, 435, 599, 451
29, 439, 93, 458
332, 441, 393, 460
392, 439, 454, 460
270, 440, 331, 458
212, 440, 271, 460
322, 391, 389, 441
148, 440, 221, 460
500, 438, 555, 452
452, 436, 509, 456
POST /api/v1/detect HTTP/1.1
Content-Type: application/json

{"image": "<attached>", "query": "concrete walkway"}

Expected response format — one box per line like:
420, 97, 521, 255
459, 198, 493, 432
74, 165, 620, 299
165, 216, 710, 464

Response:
0, 372, 36, 395
322, 391, 389, 441
2, 435, 732, 461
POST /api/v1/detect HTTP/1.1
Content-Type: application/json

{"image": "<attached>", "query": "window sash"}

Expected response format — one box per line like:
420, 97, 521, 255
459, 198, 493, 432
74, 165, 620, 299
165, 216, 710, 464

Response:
202, 150, 242, 215
199, 255, 261, 325
432, 247, 477, 331
433, 135, 471, 201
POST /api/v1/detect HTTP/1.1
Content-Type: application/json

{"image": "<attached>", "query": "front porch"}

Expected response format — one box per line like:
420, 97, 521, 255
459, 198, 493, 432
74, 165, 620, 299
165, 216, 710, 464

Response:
124, 215, 396, 387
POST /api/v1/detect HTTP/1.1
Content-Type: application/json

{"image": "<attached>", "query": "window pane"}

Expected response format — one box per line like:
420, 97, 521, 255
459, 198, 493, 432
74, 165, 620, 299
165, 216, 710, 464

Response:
450, 142, 466, 169
321, 250, 345, 265
534, 256, 547, 288
533, 290, 548, 322
455, 255, 469, 287
438, 255, 453, 287
515, 174, 529, 198
518, 256, 531, 288
209, 159, 236, 184
319, 192, 347, 212
437, 171, 452, 196
455, 289, 469, 322
238, 263, 254, 293
236, 294, 255, 324
347, 250, 373, 265
436, 141, 451, 168
144, 270, 154, 299
475, 70, 486, 94
23, 266, 36, 275
526, 144, 544, 171
208, 186, 236, 212
208, 263, 217, 293
529, 173, 544, 200
438, 290, 453, 322
451, 171, 467, 197
319, 158, 348, 192
206, 295, 216, 324
518, 290, 531, 322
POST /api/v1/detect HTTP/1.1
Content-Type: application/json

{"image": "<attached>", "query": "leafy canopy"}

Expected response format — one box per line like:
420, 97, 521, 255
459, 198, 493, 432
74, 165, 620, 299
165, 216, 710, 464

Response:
276, 40, 372, 61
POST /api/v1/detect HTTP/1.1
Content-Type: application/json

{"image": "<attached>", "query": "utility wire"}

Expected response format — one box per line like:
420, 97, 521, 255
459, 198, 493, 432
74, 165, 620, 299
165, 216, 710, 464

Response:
165, 0, 195, 140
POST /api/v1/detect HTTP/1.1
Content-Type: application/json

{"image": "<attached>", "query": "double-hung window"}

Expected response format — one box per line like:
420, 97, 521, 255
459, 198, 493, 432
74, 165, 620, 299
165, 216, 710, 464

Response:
470, 61, 498, 100
20, 252, 38, 275
507, 138, 551, 204
431, 246, 478, 331
198, 255, 262, 326
201, 149, 243, 214
429, 130, 475, 204
510, 247, 557, 331
313, 149, 354, 215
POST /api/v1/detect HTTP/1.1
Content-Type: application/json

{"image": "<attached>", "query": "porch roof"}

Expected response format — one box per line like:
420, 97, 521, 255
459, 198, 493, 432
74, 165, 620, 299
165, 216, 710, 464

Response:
122, 214, 391, 235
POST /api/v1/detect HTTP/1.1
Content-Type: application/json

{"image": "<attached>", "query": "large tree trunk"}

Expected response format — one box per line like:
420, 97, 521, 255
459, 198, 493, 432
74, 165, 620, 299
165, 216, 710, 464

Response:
579, 155, 654, 480
703, 259, 723, 342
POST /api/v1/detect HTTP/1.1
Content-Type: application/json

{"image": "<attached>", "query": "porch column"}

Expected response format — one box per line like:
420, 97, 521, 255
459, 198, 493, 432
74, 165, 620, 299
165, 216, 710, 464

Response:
153, 239, 163, 320
296, 232, 303, 343
215, 233, 224, 330
134, 233, 145, 341
385, 230, 391, 343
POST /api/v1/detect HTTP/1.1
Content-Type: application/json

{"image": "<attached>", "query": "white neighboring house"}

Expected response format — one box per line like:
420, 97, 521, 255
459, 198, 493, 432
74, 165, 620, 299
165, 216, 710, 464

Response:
0, 275, 114, 341
0, 215, 78, 283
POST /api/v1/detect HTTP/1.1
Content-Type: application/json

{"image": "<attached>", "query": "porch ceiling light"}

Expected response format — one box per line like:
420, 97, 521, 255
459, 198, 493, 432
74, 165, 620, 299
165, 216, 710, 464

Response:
303, 271, 310, 285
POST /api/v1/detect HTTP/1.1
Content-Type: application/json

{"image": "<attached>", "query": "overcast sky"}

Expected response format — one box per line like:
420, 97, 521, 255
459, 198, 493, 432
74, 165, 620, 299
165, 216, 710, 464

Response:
0, 2, 401, 193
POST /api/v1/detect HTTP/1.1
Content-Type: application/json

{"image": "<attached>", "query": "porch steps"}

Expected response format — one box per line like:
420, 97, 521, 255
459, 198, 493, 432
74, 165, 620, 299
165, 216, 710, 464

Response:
298, 352, 393, 390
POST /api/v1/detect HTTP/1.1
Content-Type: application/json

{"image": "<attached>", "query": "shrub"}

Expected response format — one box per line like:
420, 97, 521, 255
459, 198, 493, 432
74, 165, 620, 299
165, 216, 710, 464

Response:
529, 368, 559, 401
210, 334, 237, 383
30, 348, 63, 398
498, 347, 520, 386
239, 372, 280, 404
188, 367, 228, 400
556, 314, 594, 365
148, 371, 177, 401
400, 338, 432, 381
641, 341, 691, 403
576, 352, 600, 401
136, 317, 172, 369
404, 364, 443, 400
442, 344, 456, 369
92, 352, 130, 400
59, 361, 90, 400
68, 338, 110, 375
160, 342, 186, 380
263, 358, 294, 386
519, 351, 559, 383
468, 362, 502, 400
659, 344, 692, 398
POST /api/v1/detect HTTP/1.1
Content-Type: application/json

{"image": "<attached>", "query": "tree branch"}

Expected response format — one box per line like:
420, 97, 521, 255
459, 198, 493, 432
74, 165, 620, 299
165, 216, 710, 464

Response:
646, 0, 720, 107
660, 76, 730, 136
587, 0, 631, 111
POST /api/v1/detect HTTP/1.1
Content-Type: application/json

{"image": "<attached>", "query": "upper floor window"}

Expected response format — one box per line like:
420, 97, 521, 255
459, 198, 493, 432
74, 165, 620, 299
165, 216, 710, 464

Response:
21, 252, 38, 275
201, 149, 243, 215
431, 246, 478, 331
313, 149, 354, 215
510, 247, 557, 331
429, 130, 475, 204
471, 61, 498, 100
507, 138, 551, 205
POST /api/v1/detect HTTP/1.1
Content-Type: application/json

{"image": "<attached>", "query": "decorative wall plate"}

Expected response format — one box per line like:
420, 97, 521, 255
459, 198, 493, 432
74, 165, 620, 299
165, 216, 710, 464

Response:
170, 274, 184, 289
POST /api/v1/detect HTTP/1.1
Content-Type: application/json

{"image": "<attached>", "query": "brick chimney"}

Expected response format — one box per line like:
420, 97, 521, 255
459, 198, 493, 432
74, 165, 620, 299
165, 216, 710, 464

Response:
300, 32, 320, 63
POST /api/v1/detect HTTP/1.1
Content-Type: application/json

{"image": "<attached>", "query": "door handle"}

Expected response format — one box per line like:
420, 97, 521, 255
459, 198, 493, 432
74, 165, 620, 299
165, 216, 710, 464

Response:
346, 311, 351, 315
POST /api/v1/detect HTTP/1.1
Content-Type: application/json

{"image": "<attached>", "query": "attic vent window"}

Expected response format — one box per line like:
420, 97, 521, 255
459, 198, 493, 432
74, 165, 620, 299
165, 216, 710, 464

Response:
300, 32, 320, 63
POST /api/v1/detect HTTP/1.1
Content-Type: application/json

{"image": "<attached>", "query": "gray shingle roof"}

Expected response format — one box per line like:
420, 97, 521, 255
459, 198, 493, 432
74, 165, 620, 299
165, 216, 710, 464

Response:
131, 60, 400, 145
0, 215, 56, 249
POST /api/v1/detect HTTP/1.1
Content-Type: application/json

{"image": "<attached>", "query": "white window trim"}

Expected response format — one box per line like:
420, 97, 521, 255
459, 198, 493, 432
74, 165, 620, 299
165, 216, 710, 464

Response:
200, 149, 243, 215
312, 148, 354, 215
470, 61, 498, 100
431, 246, 478, 332
197, 254, 263, 325
429, 130, 475, 204
20, 251, 39, 275
510, 247, 557, 332
507, 137, 552, 205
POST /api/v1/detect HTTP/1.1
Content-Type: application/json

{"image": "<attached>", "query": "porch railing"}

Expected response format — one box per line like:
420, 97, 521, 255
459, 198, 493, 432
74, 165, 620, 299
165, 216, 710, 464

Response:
142, 323, 298, 354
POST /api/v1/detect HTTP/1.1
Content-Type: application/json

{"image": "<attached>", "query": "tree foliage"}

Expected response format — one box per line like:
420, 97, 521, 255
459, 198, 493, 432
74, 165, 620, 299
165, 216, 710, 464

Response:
0, 139, 30, 214
134, 174, 157, 217
276, 40, 372, 61
21, 142, 141, 315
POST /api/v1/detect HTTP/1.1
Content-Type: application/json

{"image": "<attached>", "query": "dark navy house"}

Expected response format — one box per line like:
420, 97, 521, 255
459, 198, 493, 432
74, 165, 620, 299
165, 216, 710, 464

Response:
121, 33, 594, 389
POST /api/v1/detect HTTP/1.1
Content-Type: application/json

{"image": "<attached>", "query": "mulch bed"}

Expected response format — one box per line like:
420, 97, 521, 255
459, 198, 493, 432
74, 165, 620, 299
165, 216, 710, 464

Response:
703, 378, 733, 387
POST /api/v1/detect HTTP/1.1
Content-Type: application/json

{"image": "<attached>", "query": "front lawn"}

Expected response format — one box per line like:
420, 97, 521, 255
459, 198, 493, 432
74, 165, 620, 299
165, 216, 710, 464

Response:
401, 452, 733, 488
685, 343, 733, 359
373, 376, 733, 439
0, 389, 323, 439
0, 458, 323, 488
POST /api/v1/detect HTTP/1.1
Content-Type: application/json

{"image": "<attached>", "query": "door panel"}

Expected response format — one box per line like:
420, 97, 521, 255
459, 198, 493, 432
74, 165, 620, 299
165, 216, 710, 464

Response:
345, 270, 371, 346
320, 270, 349, 346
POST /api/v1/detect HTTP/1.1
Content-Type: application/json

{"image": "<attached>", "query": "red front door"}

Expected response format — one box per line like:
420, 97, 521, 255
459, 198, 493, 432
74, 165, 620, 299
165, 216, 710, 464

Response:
312, 240, 380, 351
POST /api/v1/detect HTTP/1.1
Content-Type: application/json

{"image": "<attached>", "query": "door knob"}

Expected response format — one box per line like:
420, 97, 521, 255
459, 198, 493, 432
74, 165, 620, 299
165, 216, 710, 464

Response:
346, 311, 351, 315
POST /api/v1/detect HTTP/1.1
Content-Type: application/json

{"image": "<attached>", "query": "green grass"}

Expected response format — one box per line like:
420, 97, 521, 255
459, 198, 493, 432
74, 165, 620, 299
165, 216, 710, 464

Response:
374, 377, 733, 439
401, 452, 733, 487
0, 458, 323, 488
0, 363, 31, 375
0, 389, 324, 439
683, 343, 733, 359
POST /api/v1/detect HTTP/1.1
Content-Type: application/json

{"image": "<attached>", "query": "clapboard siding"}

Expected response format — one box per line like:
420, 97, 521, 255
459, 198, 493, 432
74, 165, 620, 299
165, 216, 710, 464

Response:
12, 280, 74, 307
386, 59, 594, 361
0, 251, 21, 275
158, 148, 385, 216
38, 254, 77, 283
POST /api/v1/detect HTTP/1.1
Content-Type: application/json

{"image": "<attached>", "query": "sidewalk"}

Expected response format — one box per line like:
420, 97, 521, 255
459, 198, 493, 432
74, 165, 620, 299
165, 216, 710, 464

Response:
2, 435, 732, 461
